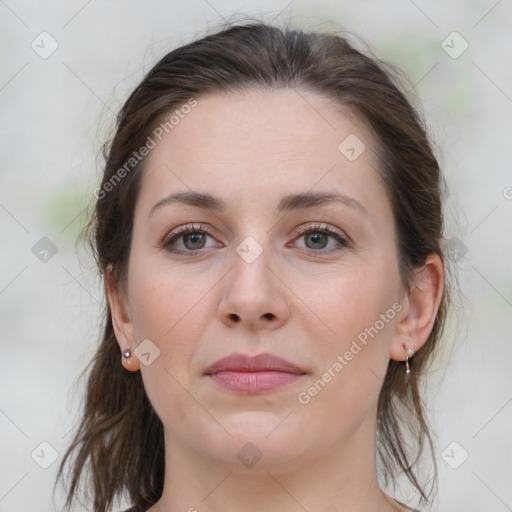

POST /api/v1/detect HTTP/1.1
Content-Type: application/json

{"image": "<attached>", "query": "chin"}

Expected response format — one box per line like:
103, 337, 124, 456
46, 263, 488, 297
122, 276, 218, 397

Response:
204, 410, 307, 468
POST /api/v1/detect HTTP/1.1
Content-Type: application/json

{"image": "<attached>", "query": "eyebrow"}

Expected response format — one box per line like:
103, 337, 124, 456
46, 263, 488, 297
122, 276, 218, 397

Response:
150, 190, 367, 216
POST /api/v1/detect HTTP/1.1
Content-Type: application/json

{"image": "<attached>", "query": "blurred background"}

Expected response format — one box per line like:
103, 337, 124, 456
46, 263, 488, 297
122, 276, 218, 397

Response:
1, 1, 511, 511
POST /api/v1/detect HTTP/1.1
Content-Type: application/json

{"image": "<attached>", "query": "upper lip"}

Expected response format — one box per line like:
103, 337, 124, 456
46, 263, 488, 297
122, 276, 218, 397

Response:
204, 352, 306, 375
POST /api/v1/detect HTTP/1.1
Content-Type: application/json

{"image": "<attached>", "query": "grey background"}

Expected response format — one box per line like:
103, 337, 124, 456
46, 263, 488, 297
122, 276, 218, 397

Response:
1, 1, 511, 511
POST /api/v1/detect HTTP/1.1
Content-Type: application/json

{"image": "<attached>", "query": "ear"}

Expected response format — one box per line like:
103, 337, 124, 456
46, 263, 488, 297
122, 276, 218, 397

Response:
105, 265, 140, 372
390, 253, 444, 361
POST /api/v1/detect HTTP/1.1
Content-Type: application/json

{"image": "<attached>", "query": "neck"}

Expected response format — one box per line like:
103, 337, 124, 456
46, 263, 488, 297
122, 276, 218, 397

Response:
152, 419, 407, 512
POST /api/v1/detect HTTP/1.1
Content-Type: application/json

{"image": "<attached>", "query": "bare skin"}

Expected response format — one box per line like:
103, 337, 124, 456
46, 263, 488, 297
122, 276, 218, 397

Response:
108, 89, 443, 512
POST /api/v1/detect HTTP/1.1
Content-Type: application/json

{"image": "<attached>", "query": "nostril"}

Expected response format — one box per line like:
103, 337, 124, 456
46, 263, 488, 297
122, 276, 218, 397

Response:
262, 313, 274, 320
229, 313, 241, 322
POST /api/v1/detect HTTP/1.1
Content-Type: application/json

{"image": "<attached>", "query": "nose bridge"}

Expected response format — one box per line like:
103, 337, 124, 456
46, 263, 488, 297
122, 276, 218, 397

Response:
218, 231, 289, 328
230, 234, 274, 298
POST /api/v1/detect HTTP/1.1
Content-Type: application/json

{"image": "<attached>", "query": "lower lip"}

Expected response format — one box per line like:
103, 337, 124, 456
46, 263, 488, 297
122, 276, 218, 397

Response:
208, 371, 304, 393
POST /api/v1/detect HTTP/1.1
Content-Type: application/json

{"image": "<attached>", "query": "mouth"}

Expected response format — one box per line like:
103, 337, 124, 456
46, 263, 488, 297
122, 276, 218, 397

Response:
204, 352, 307, 394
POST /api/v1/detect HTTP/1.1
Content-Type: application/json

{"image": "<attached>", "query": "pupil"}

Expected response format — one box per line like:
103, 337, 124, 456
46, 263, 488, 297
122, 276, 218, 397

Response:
306, 233, 327, 249
184, 232, 205, 249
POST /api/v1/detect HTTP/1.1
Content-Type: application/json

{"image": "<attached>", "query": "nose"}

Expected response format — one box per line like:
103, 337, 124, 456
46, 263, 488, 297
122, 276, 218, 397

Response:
217, 244, 290, 331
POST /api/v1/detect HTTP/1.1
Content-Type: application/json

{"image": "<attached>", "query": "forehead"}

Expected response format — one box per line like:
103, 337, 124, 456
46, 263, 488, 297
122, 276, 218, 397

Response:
136, 89, 385, 215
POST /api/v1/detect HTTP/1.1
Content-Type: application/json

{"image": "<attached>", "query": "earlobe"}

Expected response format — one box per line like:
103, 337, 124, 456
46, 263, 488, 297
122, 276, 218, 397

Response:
105, 265, 140, 372
121, 348, 141, 372
390, 253, 444, 362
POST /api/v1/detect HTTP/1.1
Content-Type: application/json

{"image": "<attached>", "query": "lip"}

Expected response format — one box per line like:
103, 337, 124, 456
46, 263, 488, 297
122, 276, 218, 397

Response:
204, 352, 307, 394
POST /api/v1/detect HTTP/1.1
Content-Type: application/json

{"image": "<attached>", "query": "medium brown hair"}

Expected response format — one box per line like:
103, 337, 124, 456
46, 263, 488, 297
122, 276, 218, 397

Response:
57, 21, 448, 512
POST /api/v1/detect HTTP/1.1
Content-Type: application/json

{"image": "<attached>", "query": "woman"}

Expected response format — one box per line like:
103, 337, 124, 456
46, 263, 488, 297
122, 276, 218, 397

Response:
58, 22, 447, 512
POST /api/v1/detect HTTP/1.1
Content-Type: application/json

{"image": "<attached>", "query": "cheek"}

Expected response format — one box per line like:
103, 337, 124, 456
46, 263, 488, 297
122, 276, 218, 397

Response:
127, 255, 218, 368
297, 260, 399, 344
126, 258, 217, 425
293, 257, 400, 405
279, 265, 401, 452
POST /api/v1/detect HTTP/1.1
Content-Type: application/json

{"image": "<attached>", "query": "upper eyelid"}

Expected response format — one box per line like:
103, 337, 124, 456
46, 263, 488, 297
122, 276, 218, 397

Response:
164, 222, 343, 239
294, 223, 342, 235
162, 223, 217, 243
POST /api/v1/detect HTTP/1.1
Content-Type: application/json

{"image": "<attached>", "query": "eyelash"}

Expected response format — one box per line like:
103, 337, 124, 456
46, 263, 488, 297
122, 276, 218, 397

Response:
292, 224, 349, 254
161, 223, 349, 256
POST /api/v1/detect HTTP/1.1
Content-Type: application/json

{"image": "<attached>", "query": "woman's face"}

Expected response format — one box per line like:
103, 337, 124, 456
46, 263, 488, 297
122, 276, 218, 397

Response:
116, 90, 408, 470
